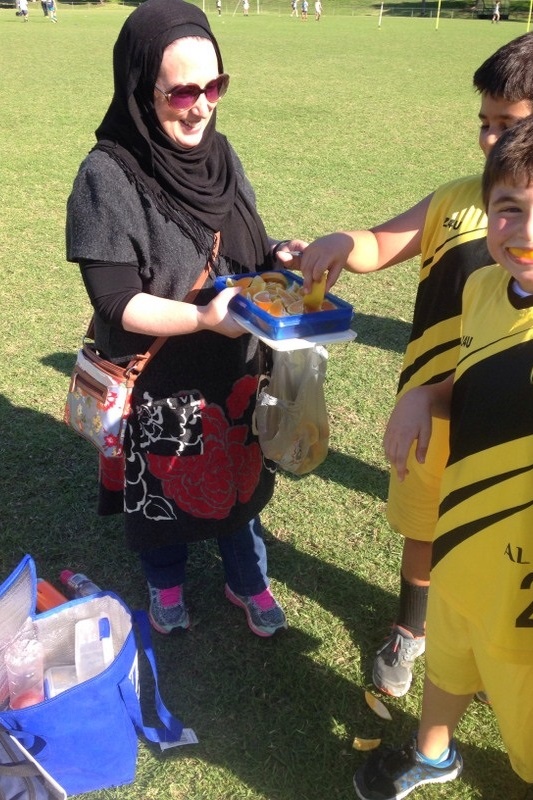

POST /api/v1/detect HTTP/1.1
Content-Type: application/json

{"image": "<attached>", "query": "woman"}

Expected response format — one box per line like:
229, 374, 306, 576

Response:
66, 0, 305, 637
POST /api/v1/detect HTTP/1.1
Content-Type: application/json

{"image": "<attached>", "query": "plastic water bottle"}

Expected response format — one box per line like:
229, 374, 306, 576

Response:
59, 570, 102, 598
5, 635, 45, 709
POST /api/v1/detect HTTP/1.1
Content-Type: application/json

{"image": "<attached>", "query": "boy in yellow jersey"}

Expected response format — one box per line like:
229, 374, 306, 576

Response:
292, 33, 533, 698
353, 113, 533, 800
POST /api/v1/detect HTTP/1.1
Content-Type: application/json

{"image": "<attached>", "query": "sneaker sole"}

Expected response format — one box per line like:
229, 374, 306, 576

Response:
372, 669, 413, 698
353, 763, 462, 800
224, 585, 287, 638
148, 610, 190, 634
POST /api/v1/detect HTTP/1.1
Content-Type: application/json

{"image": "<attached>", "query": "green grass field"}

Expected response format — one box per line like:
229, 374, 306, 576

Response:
0, 5, 531, 799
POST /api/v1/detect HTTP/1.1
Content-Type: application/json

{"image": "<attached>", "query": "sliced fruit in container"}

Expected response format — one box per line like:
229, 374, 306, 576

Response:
260, 271, 289, 287
268, 298, 286, 317
252, 290, 274, 311
249, 275, 267, 294
287, 299, 304, 315
303, 274, 327, 313
228, 276, 253, 289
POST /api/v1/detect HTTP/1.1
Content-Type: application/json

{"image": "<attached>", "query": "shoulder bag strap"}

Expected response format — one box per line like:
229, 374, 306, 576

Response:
85, 230, 221, 377
183, 231, 220, 304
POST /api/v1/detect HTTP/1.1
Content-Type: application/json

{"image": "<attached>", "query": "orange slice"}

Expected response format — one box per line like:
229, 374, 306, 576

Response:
287, 300, 304, 315
229, 276, 253, 289
277, 288, 299, 306
352, 737, 382, 752
509, 247, 533, 259
252, 291, 273, 311
260, 271, 289, 287
268, 298, 285, 317
249, 276, 267, 294
365, 691, 392, 721
303, 274, 327, 312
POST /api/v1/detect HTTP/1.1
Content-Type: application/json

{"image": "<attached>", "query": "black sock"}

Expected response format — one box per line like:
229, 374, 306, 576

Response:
397, 573, 428, 637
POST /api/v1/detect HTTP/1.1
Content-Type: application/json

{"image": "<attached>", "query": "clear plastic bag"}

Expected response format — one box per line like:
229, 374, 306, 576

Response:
255, 345, 329, 475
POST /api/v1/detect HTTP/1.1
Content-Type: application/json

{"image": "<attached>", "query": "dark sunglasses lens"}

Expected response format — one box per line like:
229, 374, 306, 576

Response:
168, 87, 199, 109
204, 75, 229, 102
167, 75, 229, 109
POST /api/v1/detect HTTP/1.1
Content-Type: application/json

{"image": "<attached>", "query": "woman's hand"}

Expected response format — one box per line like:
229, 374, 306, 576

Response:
197, 287, 246, 338
273, 239, 309, 270
122, 288, 244, 338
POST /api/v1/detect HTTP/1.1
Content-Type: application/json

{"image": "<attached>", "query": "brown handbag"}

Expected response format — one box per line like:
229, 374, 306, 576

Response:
63, 233, 220, 458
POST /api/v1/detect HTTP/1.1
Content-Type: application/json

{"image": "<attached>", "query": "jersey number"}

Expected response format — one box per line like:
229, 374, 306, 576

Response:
516, 572, 533, 627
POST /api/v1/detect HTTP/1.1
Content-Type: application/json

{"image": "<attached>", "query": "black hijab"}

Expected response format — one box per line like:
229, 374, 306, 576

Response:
94, 0, 269, 269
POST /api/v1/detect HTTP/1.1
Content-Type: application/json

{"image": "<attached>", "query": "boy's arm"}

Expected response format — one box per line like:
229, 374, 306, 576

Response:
383, 375, 453, 482
298, 193, 433, 293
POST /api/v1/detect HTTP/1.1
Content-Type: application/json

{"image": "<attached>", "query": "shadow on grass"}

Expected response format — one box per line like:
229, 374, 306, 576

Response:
313, 448, 389, 500
41, 351, 77, 377
151, 533, 522, 800
0, 390, 522, 800
0, 392, 135, 588
352, 312, 412, 355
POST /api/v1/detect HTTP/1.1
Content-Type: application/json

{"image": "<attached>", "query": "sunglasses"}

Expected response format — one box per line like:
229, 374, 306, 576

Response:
155, 73, 230, 111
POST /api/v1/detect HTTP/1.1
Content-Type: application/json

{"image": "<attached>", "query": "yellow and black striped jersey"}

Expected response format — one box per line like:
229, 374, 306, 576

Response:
432, 265, 533, 663
398, 175, 492, 399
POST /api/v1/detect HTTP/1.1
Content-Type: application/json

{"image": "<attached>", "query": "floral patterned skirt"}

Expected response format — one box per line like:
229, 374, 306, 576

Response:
98, 376, 275, 550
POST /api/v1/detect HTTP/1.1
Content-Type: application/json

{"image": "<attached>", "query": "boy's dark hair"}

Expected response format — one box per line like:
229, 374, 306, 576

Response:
473, 32, 533, 102
482, 115, 533, 207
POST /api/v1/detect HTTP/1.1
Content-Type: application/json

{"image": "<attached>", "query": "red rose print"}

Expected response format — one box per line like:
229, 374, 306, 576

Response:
229, 438, 262, 504
227, 374, 258, 420
147, 403, 261, 519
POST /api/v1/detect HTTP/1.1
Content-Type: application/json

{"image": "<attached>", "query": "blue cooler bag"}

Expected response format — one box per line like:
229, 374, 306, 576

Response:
0, 555, 185, 796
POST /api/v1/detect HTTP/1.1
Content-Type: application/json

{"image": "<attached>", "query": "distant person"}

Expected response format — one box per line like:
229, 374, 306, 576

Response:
243, 0, 249, 15
290, 0, 298, 16
314, 0, 322, 19
18, 0, 29, 21
492, 0, 500, 21
47, 0, 57, 22
299, 33, 533, 699
354, 113, 533, 800
301, 0, 308, 18
216, 0, 221, 13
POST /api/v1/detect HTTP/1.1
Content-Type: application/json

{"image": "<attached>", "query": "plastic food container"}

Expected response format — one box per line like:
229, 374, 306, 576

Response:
44, 665, 78, 698
214, 270, 354, 340
74, 614, 114, 682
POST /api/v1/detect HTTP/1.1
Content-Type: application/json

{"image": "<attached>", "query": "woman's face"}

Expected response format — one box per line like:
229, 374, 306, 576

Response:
154, 37, 219, 149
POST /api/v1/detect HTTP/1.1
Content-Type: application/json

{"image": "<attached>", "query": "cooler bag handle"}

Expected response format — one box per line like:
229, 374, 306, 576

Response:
0, 721, 63, 799
119, 610, 184, 744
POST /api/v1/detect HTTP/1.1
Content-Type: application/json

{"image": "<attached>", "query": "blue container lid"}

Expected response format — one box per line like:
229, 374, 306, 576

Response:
214, 271, 354, 340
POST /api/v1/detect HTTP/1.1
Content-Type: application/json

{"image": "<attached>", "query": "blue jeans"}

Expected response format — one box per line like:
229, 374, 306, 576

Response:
140, 516, 269, 597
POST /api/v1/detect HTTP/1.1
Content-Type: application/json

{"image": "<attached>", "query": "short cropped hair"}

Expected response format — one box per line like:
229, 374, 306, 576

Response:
482, 115, 533, 208
473, 32, 533, 103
